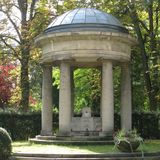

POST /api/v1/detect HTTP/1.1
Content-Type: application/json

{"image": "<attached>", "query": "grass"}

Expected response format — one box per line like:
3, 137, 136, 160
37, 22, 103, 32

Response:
12, 140, 160, 154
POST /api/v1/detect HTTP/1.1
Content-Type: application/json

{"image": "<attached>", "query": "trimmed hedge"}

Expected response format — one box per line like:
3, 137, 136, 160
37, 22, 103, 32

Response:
0, 112, 41, 140
0, 127, 12, 160
0, 112, 159, 140
132, 112, 160, 139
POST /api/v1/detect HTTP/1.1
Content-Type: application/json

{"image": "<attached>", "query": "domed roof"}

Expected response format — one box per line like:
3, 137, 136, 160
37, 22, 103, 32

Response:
45, 8, 128, 34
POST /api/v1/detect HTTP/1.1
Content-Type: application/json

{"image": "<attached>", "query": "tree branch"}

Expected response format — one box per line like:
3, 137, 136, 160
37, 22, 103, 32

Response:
148, 0, 154, 36
0, 37, 21, 61
13, 4, 20, 10
30, 0, 36, 20
7, 13, 22, 40
17, 0, 28, 23
155, 2, 160, 34
139, 20, 150, 33
0, 9, 22, 41
0, 34, 21, 45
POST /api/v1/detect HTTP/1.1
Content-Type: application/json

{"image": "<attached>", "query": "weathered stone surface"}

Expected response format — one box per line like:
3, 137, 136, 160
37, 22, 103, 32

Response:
71, 117, 101, 132
121, 63, 132, 130
101, 61, 114, 135
82, 107, 91, 118
36, 8, 135, 139
59, 62, 72, 136
35, 31, 135, 65
41, 65, 53, 136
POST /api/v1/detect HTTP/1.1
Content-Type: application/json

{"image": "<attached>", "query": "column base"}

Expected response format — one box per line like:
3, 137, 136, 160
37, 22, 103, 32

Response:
99, 131, 113, 139
41, 130, 53, 136
57, 131, 71, 137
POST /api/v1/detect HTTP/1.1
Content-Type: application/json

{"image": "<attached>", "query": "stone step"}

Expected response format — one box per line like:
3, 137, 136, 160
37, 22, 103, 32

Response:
35, 135, 112, 141
36, 134, 110, 141
12, 155, 160, 160
12, 152, 160, 160
70, 131, 100, 137
29, 138, 114, 145
12, 156, 142, 160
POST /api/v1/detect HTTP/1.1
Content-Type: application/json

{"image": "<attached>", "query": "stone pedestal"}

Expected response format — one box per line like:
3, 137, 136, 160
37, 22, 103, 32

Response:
41, 65, 53, 136
101, 61, 114, 136
59, 62, 71, 136
121, 63, 132, 131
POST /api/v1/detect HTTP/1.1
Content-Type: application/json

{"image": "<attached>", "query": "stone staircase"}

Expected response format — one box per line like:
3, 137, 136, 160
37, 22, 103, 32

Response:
29, 135, 113, 145
11, 152, 160, 160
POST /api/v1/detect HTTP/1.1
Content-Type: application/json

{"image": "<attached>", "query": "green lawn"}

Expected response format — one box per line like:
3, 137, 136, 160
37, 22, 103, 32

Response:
12, 140, 160, 154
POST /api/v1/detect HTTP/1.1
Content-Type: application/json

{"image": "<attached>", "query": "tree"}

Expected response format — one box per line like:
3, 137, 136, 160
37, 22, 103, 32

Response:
0, 64, 14, 109
127, 0, 160, 111
74, 68, 101, 114
0, 0, 52, 111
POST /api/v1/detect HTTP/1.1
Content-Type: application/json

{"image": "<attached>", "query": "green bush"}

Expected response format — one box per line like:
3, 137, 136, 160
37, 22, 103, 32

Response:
0, 112, 159, 140
0, 112, 58, 140
0, 127, 12, 160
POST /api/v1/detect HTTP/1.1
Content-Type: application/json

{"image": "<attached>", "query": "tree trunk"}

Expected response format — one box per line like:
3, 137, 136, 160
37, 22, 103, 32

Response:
128, 1, 157, 111
20, 49, 30, 111
148, 0, 159, 110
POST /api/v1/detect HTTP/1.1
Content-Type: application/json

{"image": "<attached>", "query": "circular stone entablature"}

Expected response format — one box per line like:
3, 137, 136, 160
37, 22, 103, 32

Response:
35, 8, 136, 67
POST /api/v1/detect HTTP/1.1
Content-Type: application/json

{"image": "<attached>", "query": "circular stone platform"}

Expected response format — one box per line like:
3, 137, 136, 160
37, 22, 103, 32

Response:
29, 135, 114, 145
12, 152, 160, 160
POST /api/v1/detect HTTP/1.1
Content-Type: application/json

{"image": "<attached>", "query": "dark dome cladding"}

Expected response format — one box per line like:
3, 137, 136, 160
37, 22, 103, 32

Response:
45, 8, 128, 34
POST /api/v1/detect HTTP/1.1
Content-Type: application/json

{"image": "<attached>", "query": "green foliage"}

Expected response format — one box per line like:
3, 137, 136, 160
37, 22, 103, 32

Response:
53, 68, 101, 114
52, 67, 60, 88
0, 0, 53, 111
114, 129, 143, 152
74, 68, 101, 114
132, 112, 160, 139
127, 0, 160, 111
113, 67, 121, 112
131, 48, 149, 111
0, 127, 12, 160
0, 111, 58, 140
114, 129, 143, 142
0, 112, 41, 140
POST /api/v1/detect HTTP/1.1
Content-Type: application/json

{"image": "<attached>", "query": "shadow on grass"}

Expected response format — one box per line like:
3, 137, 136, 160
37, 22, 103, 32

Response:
12, 141, 32, 147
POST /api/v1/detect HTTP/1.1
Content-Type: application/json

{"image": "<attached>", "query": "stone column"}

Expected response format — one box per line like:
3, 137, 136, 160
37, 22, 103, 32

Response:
59, 62, 71, 136
41, 65, 53, 136
101, 61, 114, 136
71, 68, 74, 117
100, 67, 102, 117
121, 63, 132, 131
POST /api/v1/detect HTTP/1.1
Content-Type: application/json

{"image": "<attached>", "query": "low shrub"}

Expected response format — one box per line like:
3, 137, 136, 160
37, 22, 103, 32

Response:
114, 129, 143, 152
0, 127, 12, 160
0, 112, 159, 140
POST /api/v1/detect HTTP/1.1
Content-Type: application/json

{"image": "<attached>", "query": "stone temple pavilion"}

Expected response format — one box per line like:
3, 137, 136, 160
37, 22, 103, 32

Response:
34, 8, 135, 139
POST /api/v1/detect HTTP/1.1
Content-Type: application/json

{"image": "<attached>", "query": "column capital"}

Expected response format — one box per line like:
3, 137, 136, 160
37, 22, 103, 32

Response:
41, 63, 52, 68
102, 59, 113, 64
97, 57, 113, 64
